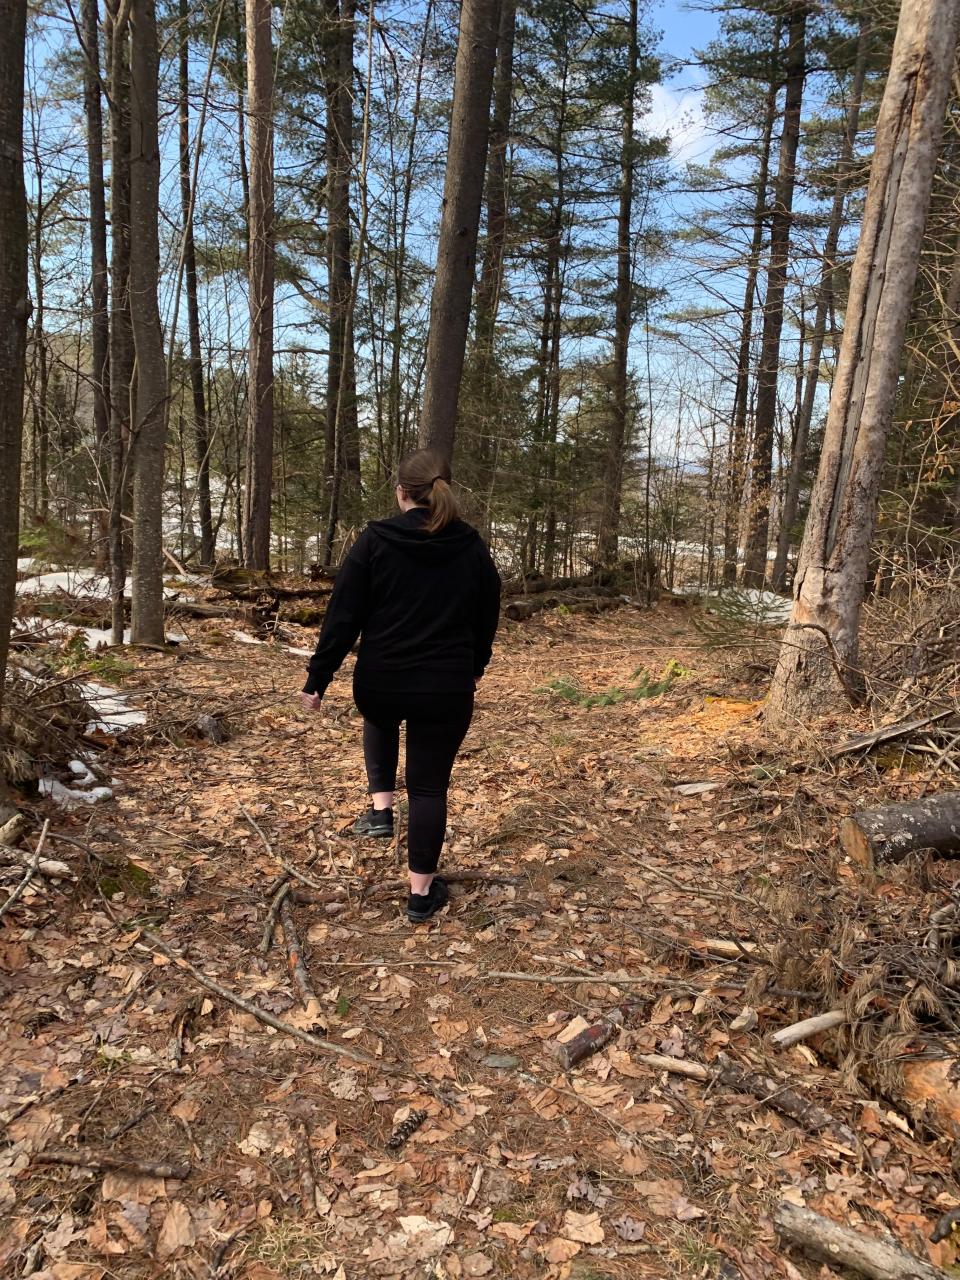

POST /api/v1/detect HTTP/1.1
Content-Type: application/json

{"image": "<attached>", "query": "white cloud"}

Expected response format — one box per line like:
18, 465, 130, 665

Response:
643, 82, 712, 164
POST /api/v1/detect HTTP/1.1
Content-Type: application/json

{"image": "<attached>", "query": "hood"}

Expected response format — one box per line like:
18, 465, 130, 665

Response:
368, 508, 481, 562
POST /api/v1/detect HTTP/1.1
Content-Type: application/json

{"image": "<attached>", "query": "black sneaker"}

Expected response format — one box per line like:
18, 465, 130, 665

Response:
406, 876, 449, 923
352, 806, 394, 838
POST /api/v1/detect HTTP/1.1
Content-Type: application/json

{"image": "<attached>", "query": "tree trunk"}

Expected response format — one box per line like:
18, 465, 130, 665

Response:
322, 0, 359, 563
418, 0, 502, 464
766, 0, 960, 726
598, 0, 639, 567
471, 0, 516, 468
722, 28, 781, 584
178, 0, 215, 568
242, 0, 274, 569
106, 0, 133, 644
0, 0, 29, 716
771, 19, 870, 592
128, 0, 168, 645
82, 0, 110, 563
741, 4, 807, 588
839, 791, 960, 868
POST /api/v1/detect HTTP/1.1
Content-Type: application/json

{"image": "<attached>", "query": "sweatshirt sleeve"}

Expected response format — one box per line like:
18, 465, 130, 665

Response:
473, 540, 501, 680
303, 529, 374, 696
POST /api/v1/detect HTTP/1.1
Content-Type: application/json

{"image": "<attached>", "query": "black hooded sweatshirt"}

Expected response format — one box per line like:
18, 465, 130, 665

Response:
303, 507, 501, 697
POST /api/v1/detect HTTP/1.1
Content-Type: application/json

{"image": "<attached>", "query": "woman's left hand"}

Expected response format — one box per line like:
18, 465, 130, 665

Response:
300, 691, 322, 712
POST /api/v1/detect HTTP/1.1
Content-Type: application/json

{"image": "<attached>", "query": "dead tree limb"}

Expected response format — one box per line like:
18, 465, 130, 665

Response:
138, 931, 383, 1070
770, 1010, 848, 1048
35, 1149, 190, 1179
840, 791, 960, 867
774, 1201, 947, 1280
278, 897, 321, 1015
0, 821, 50, 920
261, 879, 291, 953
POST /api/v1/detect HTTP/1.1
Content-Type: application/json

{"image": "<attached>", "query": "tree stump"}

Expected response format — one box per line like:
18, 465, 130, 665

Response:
839, 791, 960, 868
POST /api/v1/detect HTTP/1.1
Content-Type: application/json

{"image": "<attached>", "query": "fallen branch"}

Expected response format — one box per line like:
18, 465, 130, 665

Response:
139, 931, 384, 1070
0, 821, 50, 920
557, 1001, 645, 1070
0, 841, 74, 880
278, 897, 321, 1016
774, 1200, 946, 1280
689, 938, 758, 961
261, 879, 291, 954
635, 1052, 856, 1148
35, 1149, 190, 1180
830, 711, 957, 759
840, 791, 960, 867
770, 1010, 848, 1049
298, 1119, 317, 1219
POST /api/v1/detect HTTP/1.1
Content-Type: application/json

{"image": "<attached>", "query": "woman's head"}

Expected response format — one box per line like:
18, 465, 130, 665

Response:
396, 448, 459, 533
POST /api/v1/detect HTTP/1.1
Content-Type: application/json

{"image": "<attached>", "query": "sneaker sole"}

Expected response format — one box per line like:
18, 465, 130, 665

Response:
351, 827, 393, 838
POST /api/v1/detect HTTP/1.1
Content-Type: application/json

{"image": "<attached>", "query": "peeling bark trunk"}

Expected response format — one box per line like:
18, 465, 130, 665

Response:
741, 4, 807, 588
419, 0, 502, 465
128, 0, 168, 645
767, 0, 960, 726
0, 0, 29, 714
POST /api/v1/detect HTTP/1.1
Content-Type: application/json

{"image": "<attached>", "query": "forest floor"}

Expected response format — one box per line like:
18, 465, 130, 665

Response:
3, 601, 960, 1280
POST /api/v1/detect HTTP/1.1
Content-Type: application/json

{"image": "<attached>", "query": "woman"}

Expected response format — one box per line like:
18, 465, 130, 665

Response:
300, 448, 501, 922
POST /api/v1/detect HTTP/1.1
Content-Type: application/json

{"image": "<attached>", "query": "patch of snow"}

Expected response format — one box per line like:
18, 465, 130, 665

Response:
232, 630, 267, 646
79, 681, 147, 733
736, 588, 792, 622
17, 616, 188, 649
17, 557, 35, 573
40, 777, 113, 809
286, 645, 314, 657
68, 759, 98, 786
17, 570, 195, 601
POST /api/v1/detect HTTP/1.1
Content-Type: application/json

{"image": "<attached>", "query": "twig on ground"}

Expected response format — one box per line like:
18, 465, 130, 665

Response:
104, 1105, 156, 1143
770, 1010, 848, 1049
298, 1119, 317, 1218
35, 1149, 189, 1179
138, 931, 387, 1071
261, 879, 291, 953
0, 820, 51, 920
278, 897, 321, 1014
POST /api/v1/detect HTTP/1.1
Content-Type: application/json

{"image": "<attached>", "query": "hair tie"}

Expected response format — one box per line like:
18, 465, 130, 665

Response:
431, 475, 444, 485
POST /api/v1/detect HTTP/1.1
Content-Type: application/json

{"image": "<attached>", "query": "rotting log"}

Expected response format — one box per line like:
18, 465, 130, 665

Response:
840, 791, 960, 868
774, 1201, 947, 1280
504, 591, 622, 622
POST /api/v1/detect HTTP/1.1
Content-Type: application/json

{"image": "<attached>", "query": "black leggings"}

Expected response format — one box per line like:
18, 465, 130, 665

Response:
353, 685, 474, 875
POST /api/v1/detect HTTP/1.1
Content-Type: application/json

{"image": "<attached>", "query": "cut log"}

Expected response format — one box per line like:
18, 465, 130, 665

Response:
840, 791, 960, 868
774, 1201, 947, 1280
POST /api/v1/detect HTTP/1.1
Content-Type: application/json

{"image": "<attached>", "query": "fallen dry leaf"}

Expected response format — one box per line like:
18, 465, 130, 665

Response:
157, 1200, 196, 1260
562, 1209, 604, 1244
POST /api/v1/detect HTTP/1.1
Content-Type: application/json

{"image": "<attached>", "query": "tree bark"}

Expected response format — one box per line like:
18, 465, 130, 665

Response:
418, 0, 502, 465
767, 0, 960, 726
178, 0, 215, 568
470, 0, 516, 468
771, 19, 870, 591
722, 26, 781, 584
839, 791, 960, 867
128, 0, 168, 644
0, 0, 29, 717
242, 0, 275, 569
321, 0, 359, 563
774, 1202, 946, 1280
741, 4, 807, 588
82, 0, 110, 561
106, 0, 133, 644
598, 0, 639, 567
